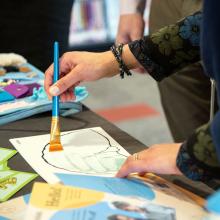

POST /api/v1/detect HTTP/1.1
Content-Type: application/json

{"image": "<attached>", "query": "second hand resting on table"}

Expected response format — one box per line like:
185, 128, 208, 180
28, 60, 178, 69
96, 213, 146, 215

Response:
44, 44, 183, 178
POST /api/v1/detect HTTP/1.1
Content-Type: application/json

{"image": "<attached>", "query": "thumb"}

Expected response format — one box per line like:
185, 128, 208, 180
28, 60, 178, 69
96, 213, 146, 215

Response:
49, 68, 80, 96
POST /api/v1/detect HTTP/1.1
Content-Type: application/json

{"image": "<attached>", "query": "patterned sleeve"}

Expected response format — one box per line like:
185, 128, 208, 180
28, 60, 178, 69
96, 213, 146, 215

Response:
128, 12, 202, 81
176, 123, 220, 181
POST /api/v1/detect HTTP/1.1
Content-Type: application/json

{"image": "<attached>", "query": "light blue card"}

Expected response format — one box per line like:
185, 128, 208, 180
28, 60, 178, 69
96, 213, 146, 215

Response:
206, 189, 220, 214
56, 173, 155, 200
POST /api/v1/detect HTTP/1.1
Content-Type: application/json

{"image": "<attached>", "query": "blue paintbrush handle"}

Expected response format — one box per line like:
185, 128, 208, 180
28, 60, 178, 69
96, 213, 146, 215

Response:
52, 41, 59, 117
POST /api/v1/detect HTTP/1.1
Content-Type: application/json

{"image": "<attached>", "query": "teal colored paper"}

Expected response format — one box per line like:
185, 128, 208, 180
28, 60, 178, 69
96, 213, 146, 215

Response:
0, 172, 37, 202
0, 148, 17, 164
56, 174, 155, 200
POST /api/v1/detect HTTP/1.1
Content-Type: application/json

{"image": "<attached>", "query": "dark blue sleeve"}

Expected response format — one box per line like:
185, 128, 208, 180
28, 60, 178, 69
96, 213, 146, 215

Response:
175, 1, 220, 181
202, 1, 220, 162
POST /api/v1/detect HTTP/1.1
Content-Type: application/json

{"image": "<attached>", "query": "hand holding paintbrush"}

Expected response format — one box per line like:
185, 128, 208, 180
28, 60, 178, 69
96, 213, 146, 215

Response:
49, 42, 63, 152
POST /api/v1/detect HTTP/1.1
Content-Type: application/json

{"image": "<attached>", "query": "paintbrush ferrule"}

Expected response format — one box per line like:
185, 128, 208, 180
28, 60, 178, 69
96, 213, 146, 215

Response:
49, 117, 63, 152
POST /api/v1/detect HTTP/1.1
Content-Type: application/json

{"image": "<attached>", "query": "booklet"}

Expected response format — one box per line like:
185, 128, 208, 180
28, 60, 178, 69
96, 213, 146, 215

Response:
55, 173, 207, 219
25, 182, 179, 220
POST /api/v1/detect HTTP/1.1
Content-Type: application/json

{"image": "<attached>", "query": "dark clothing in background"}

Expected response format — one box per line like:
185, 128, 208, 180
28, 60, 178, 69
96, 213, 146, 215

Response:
0, 0, 74, 71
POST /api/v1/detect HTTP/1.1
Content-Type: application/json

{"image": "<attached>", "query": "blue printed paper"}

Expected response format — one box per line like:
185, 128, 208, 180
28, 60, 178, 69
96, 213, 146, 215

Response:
56, 173, 155, 200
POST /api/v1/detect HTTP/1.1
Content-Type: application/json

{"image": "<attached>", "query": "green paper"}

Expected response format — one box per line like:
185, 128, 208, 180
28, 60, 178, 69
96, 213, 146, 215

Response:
0, 171, 38, 202
0, 170, 17, 182
0, 162, 9, 171
0, 147, 17, 164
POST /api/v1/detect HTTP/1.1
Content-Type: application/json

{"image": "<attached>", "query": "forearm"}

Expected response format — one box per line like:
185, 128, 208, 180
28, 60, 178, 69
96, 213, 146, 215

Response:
129, 11, 202, 81
176, 123, 220, 181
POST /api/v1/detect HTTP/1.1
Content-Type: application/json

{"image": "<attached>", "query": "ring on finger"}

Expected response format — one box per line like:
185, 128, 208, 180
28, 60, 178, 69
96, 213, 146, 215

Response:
133, 153, 140, 161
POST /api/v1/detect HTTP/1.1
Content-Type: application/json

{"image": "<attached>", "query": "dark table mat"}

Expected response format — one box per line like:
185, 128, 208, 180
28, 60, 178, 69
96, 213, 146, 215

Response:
0, 109, 214, 199
0, 109, 147, 198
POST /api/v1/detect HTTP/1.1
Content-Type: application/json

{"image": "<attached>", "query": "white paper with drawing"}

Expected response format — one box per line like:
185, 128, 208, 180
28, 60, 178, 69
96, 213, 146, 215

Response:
10, 127, 130, 183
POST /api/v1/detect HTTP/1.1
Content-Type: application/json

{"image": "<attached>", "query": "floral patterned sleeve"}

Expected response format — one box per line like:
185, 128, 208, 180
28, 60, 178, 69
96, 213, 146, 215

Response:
128, 12, 202, 81
128, 11, 220, 181
176, 123, 220, 181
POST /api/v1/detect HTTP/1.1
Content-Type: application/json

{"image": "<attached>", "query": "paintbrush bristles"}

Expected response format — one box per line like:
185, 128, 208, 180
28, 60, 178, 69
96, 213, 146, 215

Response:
49, 117, 63, 152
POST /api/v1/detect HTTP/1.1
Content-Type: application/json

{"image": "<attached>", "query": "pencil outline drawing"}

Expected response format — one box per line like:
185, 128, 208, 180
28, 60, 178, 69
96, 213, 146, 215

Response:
41, 128, 128, 175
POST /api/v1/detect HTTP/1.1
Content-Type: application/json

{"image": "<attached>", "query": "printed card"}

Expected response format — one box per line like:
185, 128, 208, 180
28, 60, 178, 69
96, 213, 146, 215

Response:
0, 170, 17, 182
0, 162, 9, 171
0, 147, 17, 164
0, 171, 37, 202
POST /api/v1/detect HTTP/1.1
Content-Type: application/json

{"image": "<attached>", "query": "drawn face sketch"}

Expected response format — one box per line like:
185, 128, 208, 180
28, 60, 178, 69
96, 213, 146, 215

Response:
42, 128, 128, 175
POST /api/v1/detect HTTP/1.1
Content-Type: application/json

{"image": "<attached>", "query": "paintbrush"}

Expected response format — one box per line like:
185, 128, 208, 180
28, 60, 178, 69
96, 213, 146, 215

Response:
49, 41, 63, 152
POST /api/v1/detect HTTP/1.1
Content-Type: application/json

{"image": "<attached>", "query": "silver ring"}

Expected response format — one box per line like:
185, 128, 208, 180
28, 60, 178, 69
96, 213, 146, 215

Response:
133, 153, 139, 161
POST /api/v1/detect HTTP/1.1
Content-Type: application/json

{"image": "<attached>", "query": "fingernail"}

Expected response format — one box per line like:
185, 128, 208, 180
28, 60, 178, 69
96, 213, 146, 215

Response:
49, 86, 60, 96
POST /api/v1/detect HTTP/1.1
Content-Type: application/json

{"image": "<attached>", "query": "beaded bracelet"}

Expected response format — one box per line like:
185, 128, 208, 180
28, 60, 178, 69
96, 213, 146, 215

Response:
110, 44, 132, 79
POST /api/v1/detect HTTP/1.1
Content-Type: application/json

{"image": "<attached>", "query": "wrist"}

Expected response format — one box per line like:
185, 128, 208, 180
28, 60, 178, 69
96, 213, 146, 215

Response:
101, 51, 120, 77
176, 142, 211, 181
122, 44, 142, 69
102, 44, 141, 78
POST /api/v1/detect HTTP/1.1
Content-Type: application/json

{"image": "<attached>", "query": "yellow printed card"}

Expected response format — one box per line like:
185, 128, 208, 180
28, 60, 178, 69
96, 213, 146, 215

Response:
30, 182, 104, 210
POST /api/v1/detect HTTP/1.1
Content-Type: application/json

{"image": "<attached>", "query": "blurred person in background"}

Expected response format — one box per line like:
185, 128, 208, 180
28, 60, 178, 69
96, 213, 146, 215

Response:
116, 0, 218, 144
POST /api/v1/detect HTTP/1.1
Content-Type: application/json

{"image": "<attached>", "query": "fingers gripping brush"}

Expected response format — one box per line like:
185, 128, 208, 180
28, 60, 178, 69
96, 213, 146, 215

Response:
49, 42, 63, 152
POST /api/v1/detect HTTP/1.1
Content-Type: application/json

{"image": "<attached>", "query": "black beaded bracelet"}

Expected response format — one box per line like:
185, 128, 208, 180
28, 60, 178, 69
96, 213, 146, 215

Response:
110, 44, 132, 79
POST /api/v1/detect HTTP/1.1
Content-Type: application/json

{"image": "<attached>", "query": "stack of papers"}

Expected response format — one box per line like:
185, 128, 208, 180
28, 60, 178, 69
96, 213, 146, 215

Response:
0, 182, 178, 220
0, 174, 207, 220
1, 127, 208, 219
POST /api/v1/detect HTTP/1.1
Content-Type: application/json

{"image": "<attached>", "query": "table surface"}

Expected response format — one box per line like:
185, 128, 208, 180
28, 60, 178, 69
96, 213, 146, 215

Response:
0, 108, 214, 199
